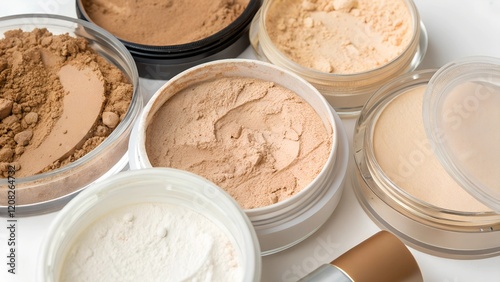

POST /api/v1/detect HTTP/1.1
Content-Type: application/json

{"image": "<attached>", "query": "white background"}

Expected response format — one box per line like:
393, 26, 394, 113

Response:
1, 0, 500, 281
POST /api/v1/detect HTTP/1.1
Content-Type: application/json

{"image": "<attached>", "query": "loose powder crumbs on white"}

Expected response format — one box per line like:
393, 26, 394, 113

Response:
61, 203, 242, 281
373, 85, 490, 212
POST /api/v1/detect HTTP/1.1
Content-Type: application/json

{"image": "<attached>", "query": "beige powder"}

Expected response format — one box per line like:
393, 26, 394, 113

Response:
146, 77, 332, 209
82, 0, 249, 46
266, 0, 413, 74
373, 85, 490, 212
0, 28, 133, 178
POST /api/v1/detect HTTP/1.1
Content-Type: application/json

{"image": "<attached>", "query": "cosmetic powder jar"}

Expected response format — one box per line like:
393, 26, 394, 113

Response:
250, 0, 427, 116
0, 14, 143, 216
38, 168, 261, 281
353, 57, 500, 259
76, 0, 261, 79
129, 59, 349, 255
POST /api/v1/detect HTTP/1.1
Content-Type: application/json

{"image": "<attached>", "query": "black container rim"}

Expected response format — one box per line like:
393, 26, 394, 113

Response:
76, 0, 261, 59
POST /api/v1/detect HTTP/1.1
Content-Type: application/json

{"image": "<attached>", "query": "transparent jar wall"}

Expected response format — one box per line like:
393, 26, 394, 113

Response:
353, 70, 500, 259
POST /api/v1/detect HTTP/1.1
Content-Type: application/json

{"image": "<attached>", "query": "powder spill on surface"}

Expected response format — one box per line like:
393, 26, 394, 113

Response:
0, 28, 133, 177
82, 0, 249, 46
373, 85, 490, 212
61, 203, 242, 281
266, 0, 412, 74
146, 77, 332, 209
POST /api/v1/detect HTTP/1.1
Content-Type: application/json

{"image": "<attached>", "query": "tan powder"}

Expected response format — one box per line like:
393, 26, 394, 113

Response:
266, 0, 413, 74
373, 85, 490, 212
0, 28, 133, 178
146, 77, 332, 209
82, 0, 249, 46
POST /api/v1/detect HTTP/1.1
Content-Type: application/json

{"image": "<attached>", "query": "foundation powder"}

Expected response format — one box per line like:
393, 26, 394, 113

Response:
0, 28, 133, 178
146, 77, 332, 209
373, 85, 490, 212
61, 203, 242, 281
82, 0, 249, 46
266, 0, 413, 74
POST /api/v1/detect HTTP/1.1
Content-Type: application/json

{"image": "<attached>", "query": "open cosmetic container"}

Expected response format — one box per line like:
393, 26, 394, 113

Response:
0, 14, 142, 216
353, 57, 500, 259
38, 168, 261, 281
76, 0, 261, 79
250, 0, 427, 116
129, 59, 349, 255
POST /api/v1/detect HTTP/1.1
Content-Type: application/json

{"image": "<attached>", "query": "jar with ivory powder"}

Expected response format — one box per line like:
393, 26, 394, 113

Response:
353, 58, 500, 259
251, 0, 427, 116
38, 168, 261, 281
129, 59, 349, 255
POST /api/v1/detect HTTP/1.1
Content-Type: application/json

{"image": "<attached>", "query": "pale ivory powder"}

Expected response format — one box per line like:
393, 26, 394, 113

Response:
61, 203, 242, 281
266, 0, 412, 74
373, 85, 490, 212
146, 77, 332, 209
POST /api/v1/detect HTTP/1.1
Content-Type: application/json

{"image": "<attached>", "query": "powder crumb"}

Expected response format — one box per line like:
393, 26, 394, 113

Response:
82, 0, 249, 46
146, 77, 332, 209
0, 28, 133, 178
266, 0, 412, 74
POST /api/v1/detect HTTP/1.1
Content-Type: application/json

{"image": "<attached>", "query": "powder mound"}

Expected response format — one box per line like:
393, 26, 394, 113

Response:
83, 0, 249, 45
266, 0, 413, 74
146, 77, 332, 209
0, 28, 133, 178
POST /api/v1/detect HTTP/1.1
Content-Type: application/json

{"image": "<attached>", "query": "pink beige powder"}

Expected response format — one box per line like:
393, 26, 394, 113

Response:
146, 77, 332, 209
266, 0, 413, 74
82, 0, 249, 46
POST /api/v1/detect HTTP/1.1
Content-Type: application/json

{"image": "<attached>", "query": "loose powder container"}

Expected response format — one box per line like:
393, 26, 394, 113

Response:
0, 14, 143, 216
251, 0, 427, 116
129, 59, 349, 255
353, 58, 500, 259
38, 168, 261, 281
76, 0, 261, 79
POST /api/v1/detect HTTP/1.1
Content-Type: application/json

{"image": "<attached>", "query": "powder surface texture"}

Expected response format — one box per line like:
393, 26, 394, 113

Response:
146, 77, 332, 209
266, 0, 412, 74
82, 0, 249, 46
61, 203, 242, 281
0, 29, 133, 177
373, 85, 490, 212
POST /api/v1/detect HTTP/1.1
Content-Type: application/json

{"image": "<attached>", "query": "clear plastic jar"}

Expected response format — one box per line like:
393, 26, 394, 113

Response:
250, 0, 427, 116
353, 62, 500, 259
0, 14, 143, 216
38, 168, 261, 281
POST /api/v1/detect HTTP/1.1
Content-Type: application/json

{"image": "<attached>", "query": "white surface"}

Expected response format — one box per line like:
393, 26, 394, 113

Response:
1, 1, 500, 281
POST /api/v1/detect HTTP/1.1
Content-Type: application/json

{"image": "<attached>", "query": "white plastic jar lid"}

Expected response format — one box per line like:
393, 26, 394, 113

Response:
423, 56, 500, 212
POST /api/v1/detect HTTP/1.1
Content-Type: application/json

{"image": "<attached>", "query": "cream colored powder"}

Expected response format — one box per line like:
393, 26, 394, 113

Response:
373, 85, 490, 212
146, 77, 332, 209
266, 0, 412, 74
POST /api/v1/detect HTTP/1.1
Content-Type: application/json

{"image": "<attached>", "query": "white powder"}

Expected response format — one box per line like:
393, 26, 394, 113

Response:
60, 203, 242, 281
